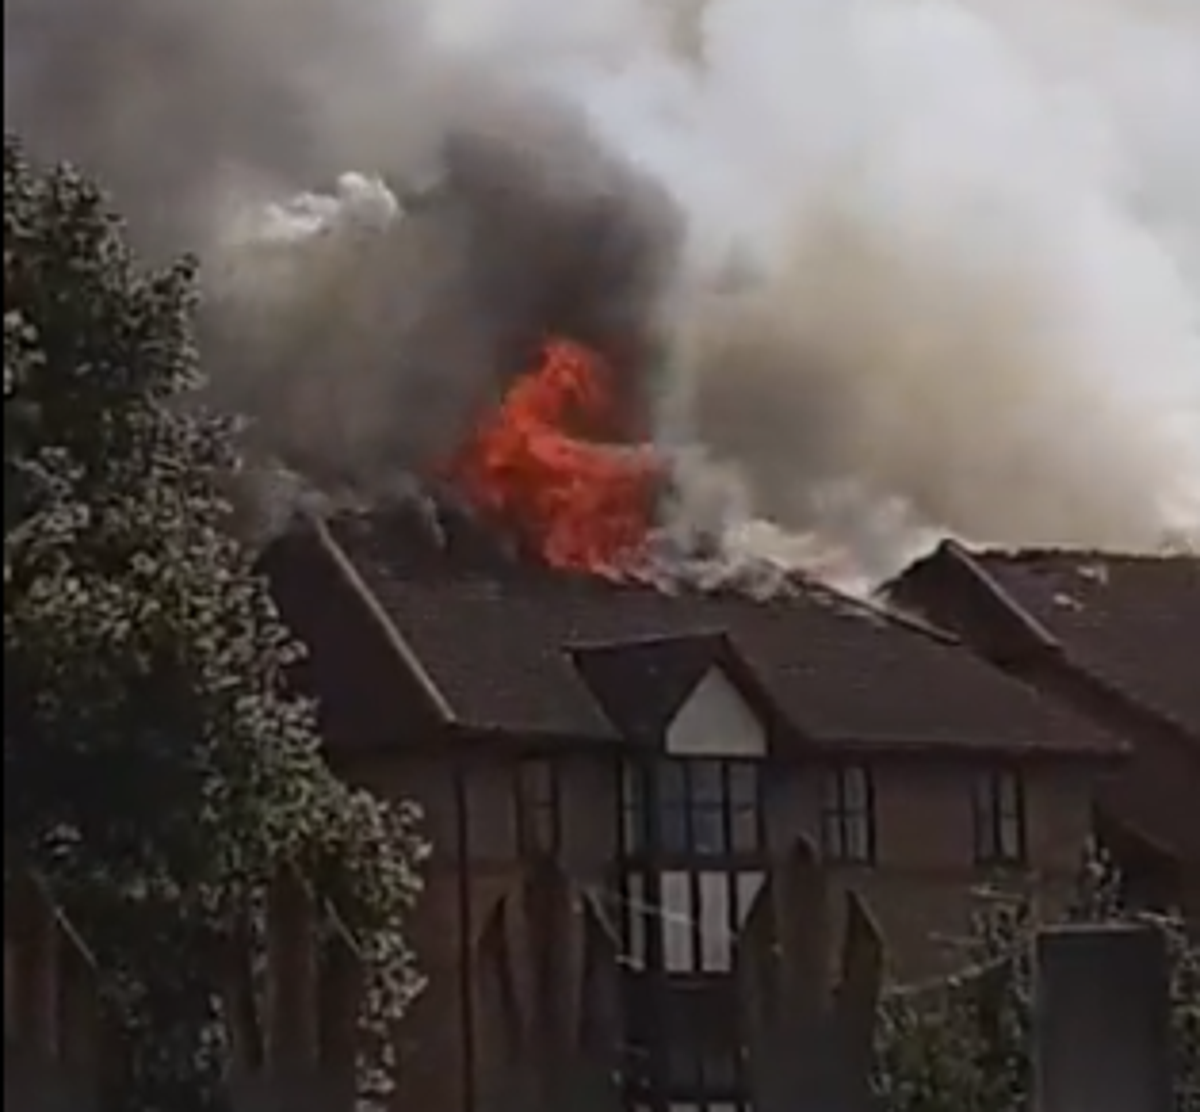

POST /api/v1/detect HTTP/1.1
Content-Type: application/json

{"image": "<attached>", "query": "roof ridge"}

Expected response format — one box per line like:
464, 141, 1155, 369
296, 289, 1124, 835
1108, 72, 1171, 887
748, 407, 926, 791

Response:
299, 516, 1128, 754
973, 546, 1198, 567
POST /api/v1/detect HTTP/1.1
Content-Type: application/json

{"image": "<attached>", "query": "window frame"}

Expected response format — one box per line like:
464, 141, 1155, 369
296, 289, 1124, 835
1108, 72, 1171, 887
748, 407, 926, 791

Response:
818, 762, 877, 865
972, 766, 1028, 867
619, 757, 766, 867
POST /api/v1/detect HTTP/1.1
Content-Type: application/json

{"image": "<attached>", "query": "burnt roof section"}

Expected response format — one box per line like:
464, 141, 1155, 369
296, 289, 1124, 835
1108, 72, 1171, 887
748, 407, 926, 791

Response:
957, 545, 1199, 735
308, 510, 1123, 755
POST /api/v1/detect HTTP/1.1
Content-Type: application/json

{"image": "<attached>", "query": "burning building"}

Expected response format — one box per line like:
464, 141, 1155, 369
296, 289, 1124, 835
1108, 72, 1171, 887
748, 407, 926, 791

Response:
257, 337, 1131, 1112
9, 0, 1198, 1103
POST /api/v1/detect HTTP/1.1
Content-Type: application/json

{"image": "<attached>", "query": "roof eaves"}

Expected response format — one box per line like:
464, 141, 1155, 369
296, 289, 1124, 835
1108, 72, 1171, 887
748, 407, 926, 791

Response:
807, 728, 1129, 759
443, 719, 629, 748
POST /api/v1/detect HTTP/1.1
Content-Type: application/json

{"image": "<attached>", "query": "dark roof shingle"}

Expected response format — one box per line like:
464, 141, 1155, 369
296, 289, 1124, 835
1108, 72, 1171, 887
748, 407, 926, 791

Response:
970, 550, 1200, 734
319, 515, 1122, 755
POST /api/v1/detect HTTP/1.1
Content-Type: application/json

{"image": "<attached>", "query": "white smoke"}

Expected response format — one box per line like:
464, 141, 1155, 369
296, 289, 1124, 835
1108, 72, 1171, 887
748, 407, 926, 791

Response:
8, 0, 1200, 585
468, 0, 1200, 578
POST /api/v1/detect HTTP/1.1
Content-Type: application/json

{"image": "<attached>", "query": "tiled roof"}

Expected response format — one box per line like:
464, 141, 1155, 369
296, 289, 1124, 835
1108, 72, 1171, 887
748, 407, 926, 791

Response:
968, 549, 1200, 736
313, 513, 1122, 755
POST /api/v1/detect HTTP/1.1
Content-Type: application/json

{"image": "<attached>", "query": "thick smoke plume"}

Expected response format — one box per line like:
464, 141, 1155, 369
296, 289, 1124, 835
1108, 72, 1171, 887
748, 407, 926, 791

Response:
4, 0, 681, 494
6, 0, 1200, 584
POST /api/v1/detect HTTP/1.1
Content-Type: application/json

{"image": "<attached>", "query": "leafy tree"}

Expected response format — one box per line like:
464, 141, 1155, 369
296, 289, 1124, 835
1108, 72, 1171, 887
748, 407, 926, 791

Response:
4, 132, 426, 1109
872, 843, 1200, 1111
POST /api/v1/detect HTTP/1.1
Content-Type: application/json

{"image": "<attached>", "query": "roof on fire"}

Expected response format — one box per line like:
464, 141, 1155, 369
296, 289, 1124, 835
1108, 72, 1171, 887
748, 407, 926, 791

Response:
886, 541, 1200, 740
279, 509, 1125, 757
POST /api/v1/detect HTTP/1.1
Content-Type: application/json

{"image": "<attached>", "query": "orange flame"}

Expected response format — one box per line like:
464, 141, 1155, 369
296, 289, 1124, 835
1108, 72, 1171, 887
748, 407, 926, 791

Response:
451, 337, 658, 573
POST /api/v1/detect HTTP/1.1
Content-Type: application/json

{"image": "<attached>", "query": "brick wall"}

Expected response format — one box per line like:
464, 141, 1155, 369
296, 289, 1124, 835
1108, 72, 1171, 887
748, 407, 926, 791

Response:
346, 743, 1102, 1110
772, 755, 1097, 978
349, 750, 620, 1112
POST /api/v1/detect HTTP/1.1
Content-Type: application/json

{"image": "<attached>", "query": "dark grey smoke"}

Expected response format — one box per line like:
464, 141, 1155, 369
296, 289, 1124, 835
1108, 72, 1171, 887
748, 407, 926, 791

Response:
4, 0, 408, 252
4, 0, 682, 500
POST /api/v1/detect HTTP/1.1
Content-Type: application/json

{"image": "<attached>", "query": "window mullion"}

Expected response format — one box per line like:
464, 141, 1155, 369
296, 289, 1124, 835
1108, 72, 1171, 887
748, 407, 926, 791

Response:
754, 762, 767, 853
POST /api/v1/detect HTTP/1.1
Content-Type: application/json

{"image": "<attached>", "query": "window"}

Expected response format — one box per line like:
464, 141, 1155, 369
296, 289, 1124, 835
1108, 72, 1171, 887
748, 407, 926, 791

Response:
513, 759, 561, 858
621, 759, 762, 860
618, 757, 766, 1112
972, 768, 1026, 865
622, 867, 766, 975
819, 764, 876, 864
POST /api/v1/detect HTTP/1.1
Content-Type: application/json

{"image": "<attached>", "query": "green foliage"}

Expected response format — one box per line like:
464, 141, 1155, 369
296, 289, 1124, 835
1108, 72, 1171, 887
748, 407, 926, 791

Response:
4, 133, 426, 1108
872, 844, 1200, 1111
